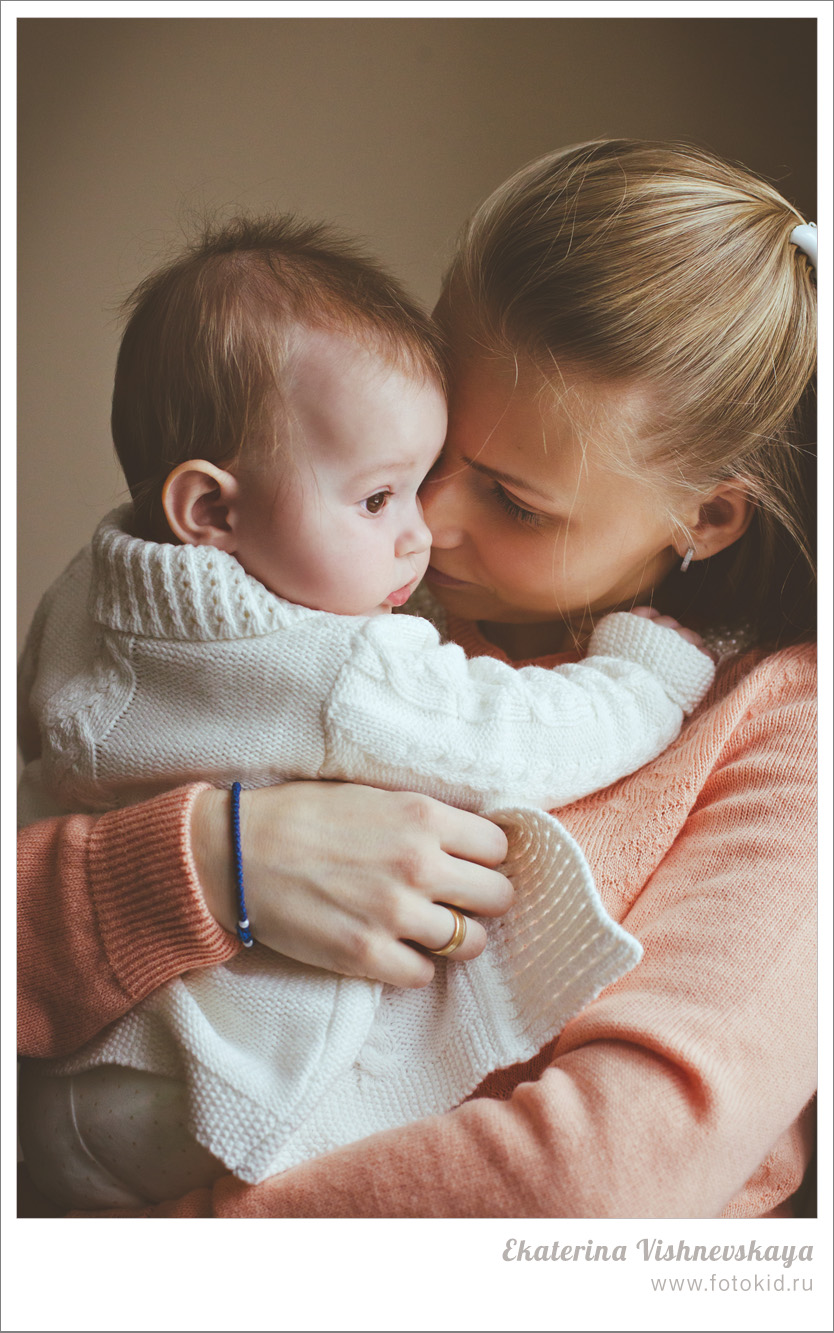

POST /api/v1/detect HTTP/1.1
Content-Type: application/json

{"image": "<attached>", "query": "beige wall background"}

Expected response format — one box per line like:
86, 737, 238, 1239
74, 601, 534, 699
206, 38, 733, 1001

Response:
17, 16, 816, 647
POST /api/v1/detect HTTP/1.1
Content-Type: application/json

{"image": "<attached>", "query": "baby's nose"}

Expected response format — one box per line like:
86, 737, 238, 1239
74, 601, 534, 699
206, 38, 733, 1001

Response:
397, 501, 432, 557
419, 468, 465, 548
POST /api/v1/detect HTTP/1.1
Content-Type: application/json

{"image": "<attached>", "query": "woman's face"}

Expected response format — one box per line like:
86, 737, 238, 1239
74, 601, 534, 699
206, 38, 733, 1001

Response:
420, 347, 683, 655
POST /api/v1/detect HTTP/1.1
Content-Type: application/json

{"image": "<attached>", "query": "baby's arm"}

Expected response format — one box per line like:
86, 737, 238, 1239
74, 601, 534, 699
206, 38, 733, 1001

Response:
629, 603, 708, 650
321, 609, 715, 811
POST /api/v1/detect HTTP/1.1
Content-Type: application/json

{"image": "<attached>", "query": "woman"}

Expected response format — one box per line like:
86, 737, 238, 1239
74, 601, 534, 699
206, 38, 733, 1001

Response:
18, 140, 817, 1217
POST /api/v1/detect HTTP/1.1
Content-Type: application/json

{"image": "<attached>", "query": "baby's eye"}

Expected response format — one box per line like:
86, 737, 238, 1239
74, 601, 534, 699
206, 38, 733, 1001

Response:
362, 491, 390, 515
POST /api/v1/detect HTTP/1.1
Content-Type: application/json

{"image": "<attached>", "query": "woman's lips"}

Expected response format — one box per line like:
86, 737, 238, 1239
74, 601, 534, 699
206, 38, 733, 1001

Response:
424, 565, 471, 589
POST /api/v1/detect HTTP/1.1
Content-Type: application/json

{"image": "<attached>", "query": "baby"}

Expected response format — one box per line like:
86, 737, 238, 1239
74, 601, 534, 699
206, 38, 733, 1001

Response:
18, 217, 714, 1209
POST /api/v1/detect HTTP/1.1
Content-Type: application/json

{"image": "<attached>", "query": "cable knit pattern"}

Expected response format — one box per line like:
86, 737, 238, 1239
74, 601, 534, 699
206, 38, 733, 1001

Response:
17, 643, 815, 1219
89, 506, 286, 640
322, 611, 712, 810
20, 510, 714, 819
41, 807, 640, 1187
19, 509, 715, 1199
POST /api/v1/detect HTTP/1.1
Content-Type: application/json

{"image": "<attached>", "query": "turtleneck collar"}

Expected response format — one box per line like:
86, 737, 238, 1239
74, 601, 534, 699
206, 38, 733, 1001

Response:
88, 507, 310, 642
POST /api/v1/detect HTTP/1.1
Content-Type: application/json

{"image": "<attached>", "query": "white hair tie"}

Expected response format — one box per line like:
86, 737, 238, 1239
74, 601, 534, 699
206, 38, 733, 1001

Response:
790, 222, 817, 268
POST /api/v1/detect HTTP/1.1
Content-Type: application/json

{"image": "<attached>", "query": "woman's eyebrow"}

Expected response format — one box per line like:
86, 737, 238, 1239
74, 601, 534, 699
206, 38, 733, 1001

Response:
460, 453, 555, 503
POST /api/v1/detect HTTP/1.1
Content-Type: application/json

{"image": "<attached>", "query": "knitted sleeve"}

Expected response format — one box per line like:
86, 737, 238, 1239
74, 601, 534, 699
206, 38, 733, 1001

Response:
98, 647, 813, 1219
17, 784, 238, 1059
322, 610, 714, 810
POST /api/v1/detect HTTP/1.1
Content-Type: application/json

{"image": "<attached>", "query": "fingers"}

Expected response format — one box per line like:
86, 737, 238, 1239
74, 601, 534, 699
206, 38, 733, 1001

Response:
631, 607, 682, 631
356, 938, 437, 989
229, 783, 513, 989
670, 625, 707, 649
646, 616, 711, 656
425, 797, 509, 867
433, 913, 486, 961
429, 858, 513, 918
424, 904, 486, 962
630, 608, 712, 658
403, 899, 488, 961
393, 793, 513, 916
354, 906, 488, 989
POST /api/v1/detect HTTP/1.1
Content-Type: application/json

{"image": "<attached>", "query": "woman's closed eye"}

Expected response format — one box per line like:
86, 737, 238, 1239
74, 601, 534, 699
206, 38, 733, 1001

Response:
491, 481, 546, 529
361, 490, 391, 515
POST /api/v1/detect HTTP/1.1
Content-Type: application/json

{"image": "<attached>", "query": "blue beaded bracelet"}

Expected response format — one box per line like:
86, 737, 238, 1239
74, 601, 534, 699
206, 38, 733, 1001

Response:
230, 782, 254, 947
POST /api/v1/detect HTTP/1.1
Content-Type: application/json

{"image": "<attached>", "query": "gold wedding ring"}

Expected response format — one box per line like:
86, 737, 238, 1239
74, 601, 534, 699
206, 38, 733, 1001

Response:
428, 907, 467, 958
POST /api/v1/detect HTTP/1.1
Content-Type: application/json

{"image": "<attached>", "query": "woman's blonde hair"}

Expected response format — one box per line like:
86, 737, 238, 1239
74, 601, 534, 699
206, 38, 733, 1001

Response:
446, 139, 816, 646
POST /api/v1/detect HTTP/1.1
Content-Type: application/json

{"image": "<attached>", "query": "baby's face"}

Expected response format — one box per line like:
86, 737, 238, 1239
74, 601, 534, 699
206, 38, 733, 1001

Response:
232, 329, 444, 615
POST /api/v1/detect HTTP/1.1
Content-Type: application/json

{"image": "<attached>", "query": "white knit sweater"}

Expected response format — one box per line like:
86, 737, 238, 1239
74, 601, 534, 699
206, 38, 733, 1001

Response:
19, 509, 714, 1184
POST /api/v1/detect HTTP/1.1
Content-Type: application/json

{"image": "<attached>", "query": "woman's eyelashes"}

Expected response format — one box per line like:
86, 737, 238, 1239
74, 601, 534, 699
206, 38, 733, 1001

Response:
491, 481, 546, 529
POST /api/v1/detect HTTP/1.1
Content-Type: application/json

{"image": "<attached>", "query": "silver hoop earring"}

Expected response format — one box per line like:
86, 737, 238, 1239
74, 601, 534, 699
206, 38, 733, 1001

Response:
680, 547, 695, 573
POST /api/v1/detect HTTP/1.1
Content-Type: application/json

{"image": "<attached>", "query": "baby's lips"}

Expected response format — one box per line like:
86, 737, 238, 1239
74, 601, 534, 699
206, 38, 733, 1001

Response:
385, 581, 416, 607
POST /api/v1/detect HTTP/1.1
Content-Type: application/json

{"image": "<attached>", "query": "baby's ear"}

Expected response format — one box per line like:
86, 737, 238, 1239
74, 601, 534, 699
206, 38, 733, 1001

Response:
161, 460, 240, 549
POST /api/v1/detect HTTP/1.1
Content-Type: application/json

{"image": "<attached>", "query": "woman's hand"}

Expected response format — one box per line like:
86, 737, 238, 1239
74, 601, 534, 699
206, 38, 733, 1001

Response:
191, 782, 512, 987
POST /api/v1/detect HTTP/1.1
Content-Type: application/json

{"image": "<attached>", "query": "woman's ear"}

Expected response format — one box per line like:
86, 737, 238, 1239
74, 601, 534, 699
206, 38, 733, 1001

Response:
161, 460, 240, 549
677, 481, 754, 565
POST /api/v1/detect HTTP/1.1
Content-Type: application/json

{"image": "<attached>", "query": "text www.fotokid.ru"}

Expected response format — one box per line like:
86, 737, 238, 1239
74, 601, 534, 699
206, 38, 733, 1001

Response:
651, 1274, 813, 1294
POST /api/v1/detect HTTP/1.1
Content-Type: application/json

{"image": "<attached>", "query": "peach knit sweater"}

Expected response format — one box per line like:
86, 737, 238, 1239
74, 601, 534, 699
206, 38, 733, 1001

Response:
17, 631, 816, 1218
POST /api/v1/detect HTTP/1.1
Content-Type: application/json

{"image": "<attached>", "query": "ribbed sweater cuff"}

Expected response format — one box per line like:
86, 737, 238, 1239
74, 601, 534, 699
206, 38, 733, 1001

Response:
86, 784, 239, 1000
588, 611, 715, 713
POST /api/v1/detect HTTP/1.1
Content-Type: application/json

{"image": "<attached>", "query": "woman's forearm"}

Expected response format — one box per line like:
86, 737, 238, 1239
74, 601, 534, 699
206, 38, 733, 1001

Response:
18, 784, 237, 1058
19, 780, 511, 1058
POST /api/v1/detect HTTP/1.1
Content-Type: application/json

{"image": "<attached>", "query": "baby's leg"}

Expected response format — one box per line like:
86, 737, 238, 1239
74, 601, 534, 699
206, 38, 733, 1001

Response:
18, 1062, 226, 1210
